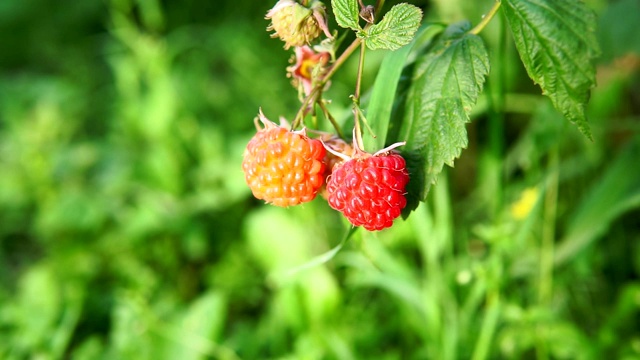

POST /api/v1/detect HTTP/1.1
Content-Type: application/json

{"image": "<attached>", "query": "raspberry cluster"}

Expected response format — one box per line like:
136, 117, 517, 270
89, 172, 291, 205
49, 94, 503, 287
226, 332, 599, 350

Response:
242, 112, 409, 231
244, 0, 412, 231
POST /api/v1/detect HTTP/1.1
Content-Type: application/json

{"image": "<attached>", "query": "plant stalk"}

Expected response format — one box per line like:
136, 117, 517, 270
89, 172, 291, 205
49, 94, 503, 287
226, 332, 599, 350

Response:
374, 0, 386, 19
291, 38, 362, 131
469, 1, 501, 35
321, 38, 362, 86
352, 41, 367, 150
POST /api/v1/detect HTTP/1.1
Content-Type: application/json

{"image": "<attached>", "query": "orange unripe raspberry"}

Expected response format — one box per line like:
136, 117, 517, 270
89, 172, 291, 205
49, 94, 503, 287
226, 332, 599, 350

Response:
242, 113, 326, 207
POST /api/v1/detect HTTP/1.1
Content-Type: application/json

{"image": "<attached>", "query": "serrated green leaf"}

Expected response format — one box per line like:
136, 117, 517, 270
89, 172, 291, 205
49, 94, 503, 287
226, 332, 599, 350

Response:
362, 3, 423, 50
400, 22, 489, 211
364, 24, 445, 152
331, 0, 360, 30
502, 0, 600, 140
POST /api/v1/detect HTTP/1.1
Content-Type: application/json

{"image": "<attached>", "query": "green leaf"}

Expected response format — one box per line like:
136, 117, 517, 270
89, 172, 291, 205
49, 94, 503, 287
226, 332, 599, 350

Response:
555, 135, 640, 266
399, 22, 490, 211
362, 3, 423, 51
276, 227, 358, 280
364, 24, 445, 152
363, 41, 413, 152
165, 291, 227, 360
502, 0, 600, 140
331, 0, 360, 30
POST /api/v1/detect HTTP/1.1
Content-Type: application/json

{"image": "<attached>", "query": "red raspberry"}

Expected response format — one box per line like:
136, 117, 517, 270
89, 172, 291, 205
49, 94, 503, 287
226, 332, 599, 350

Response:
242, 112, 326, 207
326, 152, 409, 231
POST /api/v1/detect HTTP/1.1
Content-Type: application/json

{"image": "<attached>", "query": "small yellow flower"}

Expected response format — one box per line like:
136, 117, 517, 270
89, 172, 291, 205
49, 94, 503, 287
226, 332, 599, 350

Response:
510, 187, 539, 220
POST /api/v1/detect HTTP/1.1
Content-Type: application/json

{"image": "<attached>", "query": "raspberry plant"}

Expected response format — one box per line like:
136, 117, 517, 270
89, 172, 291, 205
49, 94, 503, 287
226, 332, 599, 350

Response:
244, 0, 599, 231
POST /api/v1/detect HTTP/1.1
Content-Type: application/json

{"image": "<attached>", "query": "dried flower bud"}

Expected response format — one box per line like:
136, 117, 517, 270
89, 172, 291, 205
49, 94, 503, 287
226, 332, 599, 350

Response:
359, 5, 375, 24
266, 0, 332, 49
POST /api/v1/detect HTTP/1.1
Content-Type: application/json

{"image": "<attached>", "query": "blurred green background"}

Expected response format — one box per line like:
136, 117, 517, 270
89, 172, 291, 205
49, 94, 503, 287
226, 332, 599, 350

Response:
0, 0, 639, 358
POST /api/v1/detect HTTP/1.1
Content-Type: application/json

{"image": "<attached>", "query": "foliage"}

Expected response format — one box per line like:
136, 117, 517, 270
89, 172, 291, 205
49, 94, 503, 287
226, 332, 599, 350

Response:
399, 21, 490, 211
358, 3, 423, 51
0, 0, 639, 359
333, 0, 423, 51
502, 0, 600, 139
